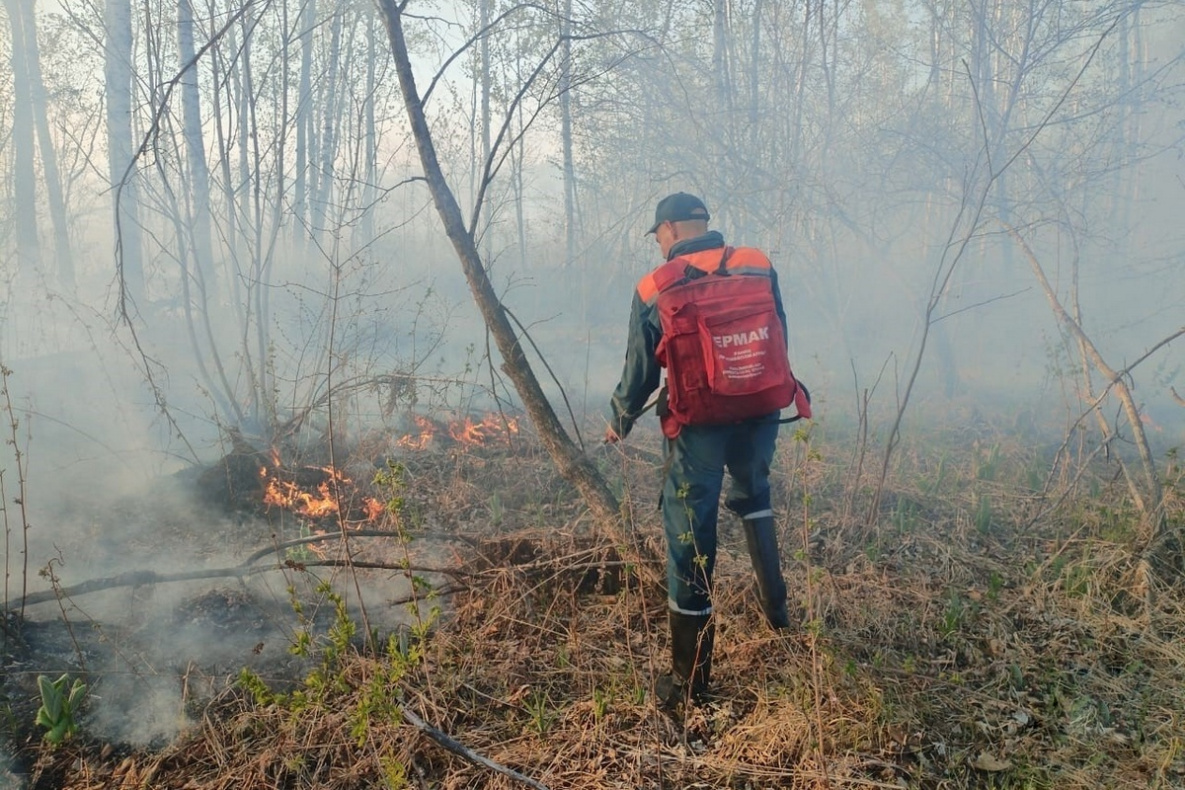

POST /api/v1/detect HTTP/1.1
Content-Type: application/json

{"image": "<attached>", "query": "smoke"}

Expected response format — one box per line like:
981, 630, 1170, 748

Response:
13, 479, 426, 748
4, 373, 431, 748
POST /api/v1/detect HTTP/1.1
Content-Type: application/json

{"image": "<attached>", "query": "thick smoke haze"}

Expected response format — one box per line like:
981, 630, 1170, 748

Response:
0, 0, 1182, 771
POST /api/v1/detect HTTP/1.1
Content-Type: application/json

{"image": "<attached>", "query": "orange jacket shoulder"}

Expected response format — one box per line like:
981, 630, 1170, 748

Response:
724, 247, 773, 274
636, 270, 661, 305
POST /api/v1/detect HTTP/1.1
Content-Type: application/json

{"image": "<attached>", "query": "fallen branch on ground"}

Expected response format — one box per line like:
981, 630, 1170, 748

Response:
14, 558, 462, 608
401, 704, 551, 790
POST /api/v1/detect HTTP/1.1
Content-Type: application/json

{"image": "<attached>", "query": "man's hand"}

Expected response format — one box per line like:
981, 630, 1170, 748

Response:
603, 426, 622, 444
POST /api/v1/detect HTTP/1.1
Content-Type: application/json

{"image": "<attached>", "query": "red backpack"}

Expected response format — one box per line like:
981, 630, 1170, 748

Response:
653, 247, 810, 438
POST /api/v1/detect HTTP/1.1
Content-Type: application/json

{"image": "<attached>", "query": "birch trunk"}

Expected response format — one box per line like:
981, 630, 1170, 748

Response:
358, 6, 377, 247
293, 0, 315, 243
104, 0, 145, 306
479, 0, 490, 204
178, 0, 217, 299
14, 0, 73, 288
310, 6, 343, 238
559, 0, 575, 269
4, 0, 40, 279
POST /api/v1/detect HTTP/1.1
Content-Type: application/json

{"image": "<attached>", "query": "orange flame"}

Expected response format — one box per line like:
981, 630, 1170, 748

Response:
260, 460, 385, 522
396, 413, 519, 449
397, 415, 437, 449
263, 475, 340, 518
362, 496, 386, 521
448, 415, 519, 446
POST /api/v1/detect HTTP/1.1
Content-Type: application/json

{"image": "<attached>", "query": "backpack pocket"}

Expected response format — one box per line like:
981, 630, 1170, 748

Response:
697, 307, 790, 397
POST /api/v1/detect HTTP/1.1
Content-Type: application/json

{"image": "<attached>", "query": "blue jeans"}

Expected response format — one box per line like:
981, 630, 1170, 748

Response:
662, 417, 780, 615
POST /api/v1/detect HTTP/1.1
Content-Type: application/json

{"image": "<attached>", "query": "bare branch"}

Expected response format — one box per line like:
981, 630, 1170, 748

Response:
401, 705, 552, 790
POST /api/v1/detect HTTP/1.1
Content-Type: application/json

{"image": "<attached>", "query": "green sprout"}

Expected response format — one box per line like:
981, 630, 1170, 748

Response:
35, 673, 86, 745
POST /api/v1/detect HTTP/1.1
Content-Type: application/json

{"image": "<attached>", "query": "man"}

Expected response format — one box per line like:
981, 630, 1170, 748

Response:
605, 191, 806, 708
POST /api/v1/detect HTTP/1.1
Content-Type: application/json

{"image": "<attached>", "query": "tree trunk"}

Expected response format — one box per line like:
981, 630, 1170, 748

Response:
711, 0, 732, 112
711, 0, 732, 209
178, 0, 217, 300
559, 0, 576, 269
4, 0, 41, 280
12, 0, 74, 288
358, 5, 377, 248
310, 5, 343, 238
239, 12, 254, 248
293, 0, 315, 244
104, 0, 145, 307
479, 0, 491, 200
513, 48, 527, 270
375, 0, 625, 535
210, 26, 237, 265
747, 0, 762, 136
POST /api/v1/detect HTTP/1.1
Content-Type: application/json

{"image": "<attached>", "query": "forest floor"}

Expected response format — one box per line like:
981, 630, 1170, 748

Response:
2, 405, 1185, 789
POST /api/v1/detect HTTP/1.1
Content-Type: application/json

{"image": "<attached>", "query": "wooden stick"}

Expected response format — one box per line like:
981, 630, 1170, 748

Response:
14, 559, 460, 608
401, 705, 551, 790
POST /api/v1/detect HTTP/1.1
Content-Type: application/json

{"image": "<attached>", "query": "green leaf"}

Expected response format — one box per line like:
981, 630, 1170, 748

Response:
67, 680, 87, 708
38, 676, 64, 720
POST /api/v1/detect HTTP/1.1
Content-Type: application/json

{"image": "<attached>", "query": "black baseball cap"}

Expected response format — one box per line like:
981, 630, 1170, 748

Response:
646, 192, 710, 234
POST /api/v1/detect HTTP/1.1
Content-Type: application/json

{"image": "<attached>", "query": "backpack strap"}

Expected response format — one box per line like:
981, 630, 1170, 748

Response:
651, 258, 693, 293
775, 381, 812, 423
652, 247, 734, 293
714, 246, 733, 275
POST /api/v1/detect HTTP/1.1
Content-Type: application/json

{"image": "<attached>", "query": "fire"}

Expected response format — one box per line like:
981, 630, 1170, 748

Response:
262, 467, 345, 518
259, 461, 385, 522
258, 412, 519, 525
448, 414, 519, 446
362, 496, 385, 521
396, 413, 520, 449
397, 415, 437, 449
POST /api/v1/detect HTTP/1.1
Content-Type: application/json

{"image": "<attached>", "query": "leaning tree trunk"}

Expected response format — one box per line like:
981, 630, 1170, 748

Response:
376, 0, 624, 534
1007, 227, 1164, 536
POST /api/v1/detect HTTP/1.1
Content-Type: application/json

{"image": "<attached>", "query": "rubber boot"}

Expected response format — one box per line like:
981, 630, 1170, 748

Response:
743, 516, 791, 629
654, 611, 714, 709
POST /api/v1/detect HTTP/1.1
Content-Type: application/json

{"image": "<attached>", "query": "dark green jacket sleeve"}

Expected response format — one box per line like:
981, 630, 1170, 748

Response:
608, 290, 662, 438
770, 267, 789, 342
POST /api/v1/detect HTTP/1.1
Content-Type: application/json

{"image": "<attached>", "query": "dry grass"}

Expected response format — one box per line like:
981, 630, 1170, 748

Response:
11, 418, 1185, 789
